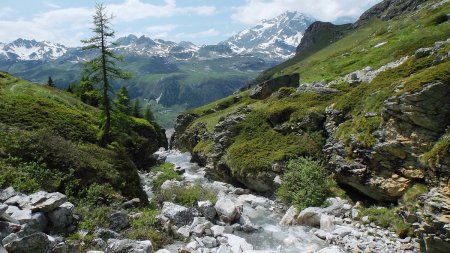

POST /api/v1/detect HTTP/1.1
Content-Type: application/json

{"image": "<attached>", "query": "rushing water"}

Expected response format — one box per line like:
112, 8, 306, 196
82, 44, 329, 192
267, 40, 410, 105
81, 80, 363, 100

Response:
141, 148, 329, 253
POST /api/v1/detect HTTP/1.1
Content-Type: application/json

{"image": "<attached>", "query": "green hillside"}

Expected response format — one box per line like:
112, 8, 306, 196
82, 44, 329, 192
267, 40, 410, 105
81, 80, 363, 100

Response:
173, 0, 449, 194
0, 71, 167, 202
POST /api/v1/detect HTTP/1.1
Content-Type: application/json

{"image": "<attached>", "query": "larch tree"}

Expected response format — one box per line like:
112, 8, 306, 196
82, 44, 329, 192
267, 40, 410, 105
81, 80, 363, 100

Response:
143, 103, 155, 122
81, 3, 131, 146
115, 86, 131, 114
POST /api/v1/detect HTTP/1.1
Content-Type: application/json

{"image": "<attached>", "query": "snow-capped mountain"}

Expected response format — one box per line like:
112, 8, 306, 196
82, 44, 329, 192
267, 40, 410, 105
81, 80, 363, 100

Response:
222, 11, 315, 60
0, 38, 67, 61
111, 34, 199, 60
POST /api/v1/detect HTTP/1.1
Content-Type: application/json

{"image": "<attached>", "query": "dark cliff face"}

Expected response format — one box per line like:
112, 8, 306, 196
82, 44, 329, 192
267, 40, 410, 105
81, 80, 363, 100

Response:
295, 22, 352, 57
355, 0, 428, 27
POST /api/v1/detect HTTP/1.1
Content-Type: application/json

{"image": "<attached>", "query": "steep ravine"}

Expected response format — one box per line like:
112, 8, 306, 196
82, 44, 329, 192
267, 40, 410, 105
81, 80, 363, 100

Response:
145, 148, 421, 253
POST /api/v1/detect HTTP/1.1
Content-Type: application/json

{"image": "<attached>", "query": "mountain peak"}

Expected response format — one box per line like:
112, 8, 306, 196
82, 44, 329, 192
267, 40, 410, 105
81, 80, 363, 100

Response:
0, 38, 67, 61
222, 11, 315, 60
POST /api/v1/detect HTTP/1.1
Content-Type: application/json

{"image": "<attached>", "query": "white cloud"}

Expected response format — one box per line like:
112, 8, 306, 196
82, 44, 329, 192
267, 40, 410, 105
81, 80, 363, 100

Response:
107, 0, 216, 23
0, 7, 92, 46
0, 0, 217, 46
44, 1, 62, 9
232, 0, 381, 24
0, 7, 13, 17
146, 24, 178, 33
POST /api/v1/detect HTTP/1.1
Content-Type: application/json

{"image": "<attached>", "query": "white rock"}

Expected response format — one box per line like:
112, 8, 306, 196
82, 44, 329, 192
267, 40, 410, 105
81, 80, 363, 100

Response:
26, 191, 67, 212
215, 197, 243, 223
177, 226, 191, 238
211, 225, 225, 237
223, 234, 253, 253
161, 202, 193, 226
332, 225, 354, 238
106, 239, 152, 253
47, 202, 74, 230
320, 215, 335, 231
279, 206, 299, 226
202, 236, 218, 248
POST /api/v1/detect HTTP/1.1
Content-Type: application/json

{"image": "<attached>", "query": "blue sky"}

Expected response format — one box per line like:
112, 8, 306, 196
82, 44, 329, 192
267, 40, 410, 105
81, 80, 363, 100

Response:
0, 0, 381, 46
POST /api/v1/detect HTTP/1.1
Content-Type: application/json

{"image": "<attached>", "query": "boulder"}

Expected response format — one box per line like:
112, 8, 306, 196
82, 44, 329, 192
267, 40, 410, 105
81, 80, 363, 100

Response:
161, 202, 193, 227
26, 191, 68, 212
47, 202, 74, 230
320, 215, 335, 231
197, 201, 216, 221
238, 215, 259, 232
176, 226, 190, 238
4, 232, 52, 253
217, 245, 232, 253
110, 211, 130, 231
0, 204, 7, 215
279, 206, 299, 226
297, 207, 322, 227
211, 225, 225, 237
0, 245, 7, 253
215, 197, 242, 223
201, 236, 218, 248
106, 239, 153, 253
0, 187, 18, 202
222, 234, 253, 253
10, 210, 47, 232
415, 48, 433, 58
0, 221, 21, 241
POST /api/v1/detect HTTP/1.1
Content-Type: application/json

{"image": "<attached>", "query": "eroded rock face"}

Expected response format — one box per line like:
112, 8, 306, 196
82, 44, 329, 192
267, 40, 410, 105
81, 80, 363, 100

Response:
356, 0, 427, 26
325, 80, 450, 202
415, 187, 450, 253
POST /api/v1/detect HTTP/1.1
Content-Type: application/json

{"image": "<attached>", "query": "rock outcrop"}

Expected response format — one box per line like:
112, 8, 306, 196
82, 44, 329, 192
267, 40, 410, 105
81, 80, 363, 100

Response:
250, 73, 299, 100
296, 22, 351, 57
355, 0, 428, 27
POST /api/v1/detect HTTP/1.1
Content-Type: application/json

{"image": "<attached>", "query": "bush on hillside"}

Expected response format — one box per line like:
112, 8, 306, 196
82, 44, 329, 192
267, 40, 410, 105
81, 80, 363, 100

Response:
277, 157, 334, 210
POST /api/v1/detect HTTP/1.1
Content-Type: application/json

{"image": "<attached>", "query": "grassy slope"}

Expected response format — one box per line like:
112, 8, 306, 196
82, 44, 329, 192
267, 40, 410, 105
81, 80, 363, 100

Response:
0, 71, 166, 201
179, 0, 450, 176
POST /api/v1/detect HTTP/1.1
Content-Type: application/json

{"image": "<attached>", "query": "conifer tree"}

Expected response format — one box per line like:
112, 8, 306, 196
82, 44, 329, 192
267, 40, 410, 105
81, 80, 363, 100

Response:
143, 103, 154, 122
47, 76, 55, 87
132, 99, 141, 118
81, 3, 131, 146
115, 86, 130, 114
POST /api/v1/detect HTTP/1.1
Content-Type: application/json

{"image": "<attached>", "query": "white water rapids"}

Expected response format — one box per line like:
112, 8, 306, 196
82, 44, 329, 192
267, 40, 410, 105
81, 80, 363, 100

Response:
140, 147, 332, 253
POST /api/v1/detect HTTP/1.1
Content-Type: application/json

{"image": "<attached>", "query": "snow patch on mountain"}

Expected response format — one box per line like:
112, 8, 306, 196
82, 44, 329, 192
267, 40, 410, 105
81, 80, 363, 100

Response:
222, 11, 315, 60
0, 39, 67, 61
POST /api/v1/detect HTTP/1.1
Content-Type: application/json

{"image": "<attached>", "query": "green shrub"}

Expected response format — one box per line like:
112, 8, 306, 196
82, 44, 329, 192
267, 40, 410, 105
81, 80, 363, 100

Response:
76, 205, 111, 230
277, 158, 334, 210
358, 206, 412, 238
152, 163, 182, 190
157, 184, 217, 207
125, 208, 170, 249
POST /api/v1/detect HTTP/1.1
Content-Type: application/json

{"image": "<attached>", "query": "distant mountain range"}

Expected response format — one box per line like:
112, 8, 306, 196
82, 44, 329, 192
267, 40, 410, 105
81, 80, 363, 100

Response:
0, 11, 316, 126
0, 11, 315, 62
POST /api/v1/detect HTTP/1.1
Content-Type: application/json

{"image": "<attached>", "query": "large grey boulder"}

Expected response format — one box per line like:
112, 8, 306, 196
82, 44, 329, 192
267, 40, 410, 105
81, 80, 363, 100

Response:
197, 201, 216, 221
0, 187, 18, 202
26, 191, 67, 212
297, 207, 322, 227
215, 197, 242, 223
222, 234, 253, 253
0, 221, 21, 241
110, 211, 130, 231
0, 245, 7, 253
161, 202, 193, 227
47, 202, 74, 230
4, 232, 52, 253
106, 239, 153, 253
10, 210, 47, 232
